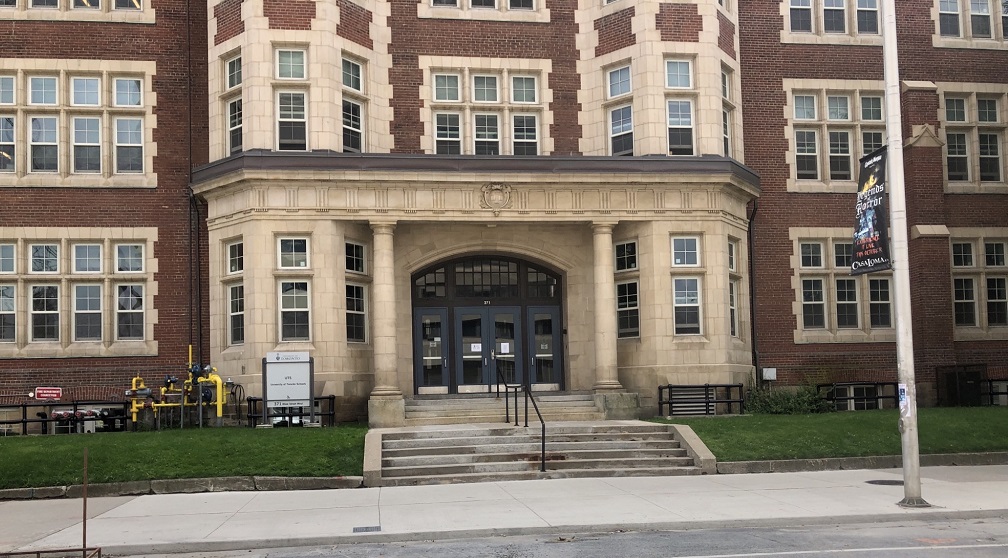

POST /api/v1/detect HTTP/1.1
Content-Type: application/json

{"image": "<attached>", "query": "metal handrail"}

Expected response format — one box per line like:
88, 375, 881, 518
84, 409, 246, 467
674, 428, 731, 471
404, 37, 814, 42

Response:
523, 381, 546, 473
817, 382, 899, 409
494, 369, 522, 424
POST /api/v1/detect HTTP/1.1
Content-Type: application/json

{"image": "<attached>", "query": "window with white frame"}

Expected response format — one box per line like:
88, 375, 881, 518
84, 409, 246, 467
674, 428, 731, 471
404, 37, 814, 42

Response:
346, 241, 366, 274
72, 77, 100, 106
473, 75, 498, 103
790, 89, 885, 187
512, 76, 537, 103
474, 113, 500, 154
30, 77, 57, 105
722, 68, 735, 158
114, 78, 141, 107
227, 241, 243, 274
115, 118, 143, 173
30, 116, 58, 172
608, 65, 630, 98
435, 112, 462, 154
280, 280, 310, 341
224, 54, 243, 155
116, 284, 143, 340
229, 283, 244, 345
434, 73, 460, 102
116, 244, 143, 272
939, 0, 1008, 41
31, 244, 58, 273
277, 49, 306, 79
942, 91, 1006, 186
277, 91, 307, 151
951, 237, 1008, 332
227, 56, 242, 90
673, 277, 702, 335
74, 244, 101, 273
227, 98, 243, 154
665, 60, 691, 89
796, 237, 893, 336
610, 105, 633, 156
0, 284, 13, 342
615, 240, 637, 272
346, 284, 366, 342
667, 100, 694, 155
512, 114, 538, 155
278, 237, 308, 269
74, 284, 102, 341
114, 0, 141, 10
73, 117, 101, 173
0, 117, 13, 173
788, 0, 879, 37
31, 285, 59, 341
672, 237, 700, 266
728, 239, 741, 339
616, 280, 639, 338
0, 244, 13, 273
342, 57, 365, 153
0, 77, 12, 104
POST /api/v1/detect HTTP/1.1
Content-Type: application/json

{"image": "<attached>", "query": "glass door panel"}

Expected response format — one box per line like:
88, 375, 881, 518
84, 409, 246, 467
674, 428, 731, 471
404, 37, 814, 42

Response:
528, 306, 562, 387
458, 310, 485, 387
413, 308, 448, 394
493, 310, 519, 385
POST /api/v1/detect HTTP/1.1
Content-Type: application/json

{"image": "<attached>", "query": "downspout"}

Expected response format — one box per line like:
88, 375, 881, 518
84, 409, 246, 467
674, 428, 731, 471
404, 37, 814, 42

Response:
747, 199, 760, 388
185, 0, 204, 366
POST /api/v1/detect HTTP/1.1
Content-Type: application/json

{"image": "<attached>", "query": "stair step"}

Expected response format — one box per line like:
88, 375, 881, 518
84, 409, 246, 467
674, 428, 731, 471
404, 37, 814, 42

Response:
383, 449, 690, 467
378, 466, 701, 487
383, 431, 676, 448
383, 440, 682, 457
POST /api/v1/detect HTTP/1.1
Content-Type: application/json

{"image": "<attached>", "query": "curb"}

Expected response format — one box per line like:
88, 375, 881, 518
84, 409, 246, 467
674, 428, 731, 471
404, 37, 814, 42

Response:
716, 451, 1008, 474
0, 475, 364, 501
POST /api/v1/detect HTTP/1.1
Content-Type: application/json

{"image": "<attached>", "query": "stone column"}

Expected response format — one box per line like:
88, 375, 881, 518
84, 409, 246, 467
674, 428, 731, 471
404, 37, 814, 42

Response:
592, 222, 623, 391
368, 221, 404, 427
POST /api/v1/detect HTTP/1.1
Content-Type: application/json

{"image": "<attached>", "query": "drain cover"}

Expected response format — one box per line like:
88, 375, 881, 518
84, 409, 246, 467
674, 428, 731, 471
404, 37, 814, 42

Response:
866, 479, 904, 486
352, 526, 382, 533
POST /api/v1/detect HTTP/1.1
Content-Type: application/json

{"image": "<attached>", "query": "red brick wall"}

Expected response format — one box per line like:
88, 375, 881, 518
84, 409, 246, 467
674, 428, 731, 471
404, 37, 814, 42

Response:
0, 3, 210, 399
387, 0, 582, 155
337, 0, 373, 49
657, 3, 701, 43
718, 11, 736, 59
214, 0, 244, 46
740, 0, 1008, 402
265, 0, 316, 31
595, 8, 636, 57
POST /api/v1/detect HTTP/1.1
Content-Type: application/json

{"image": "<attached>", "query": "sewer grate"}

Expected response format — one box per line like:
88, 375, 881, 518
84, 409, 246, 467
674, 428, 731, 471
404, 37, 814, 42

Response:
352, 525, 382, 533
865, 479, 904, 486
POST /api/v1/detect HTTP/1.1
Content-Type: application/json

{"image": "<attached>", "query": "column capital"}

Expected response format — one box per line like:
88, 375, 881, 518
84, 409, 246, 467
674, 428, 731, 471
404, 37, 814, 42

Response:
591, 220, 619, 234
370, 220, 397, 234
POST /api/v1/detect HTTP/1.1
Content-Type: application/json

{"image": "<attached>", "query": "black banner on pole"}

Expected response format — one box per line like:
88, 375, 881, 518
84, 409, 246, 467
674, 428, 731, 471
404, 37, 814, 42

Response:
851, 147, 892, 276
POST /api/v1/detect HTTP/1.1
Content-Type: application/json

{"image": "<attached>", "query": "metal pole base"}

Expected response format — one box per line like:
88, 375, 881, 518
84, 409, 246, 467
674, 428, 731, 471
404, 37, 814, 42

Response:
897, 497, 931, 508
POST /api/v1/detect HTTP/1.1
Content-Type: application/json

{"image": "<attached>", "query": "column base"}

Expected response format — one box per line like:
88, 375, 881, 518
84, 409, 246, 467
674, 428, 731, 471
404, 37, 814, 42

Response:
367, 396, 405, 428
592, 380, 624, 391
594, 391, 641, 420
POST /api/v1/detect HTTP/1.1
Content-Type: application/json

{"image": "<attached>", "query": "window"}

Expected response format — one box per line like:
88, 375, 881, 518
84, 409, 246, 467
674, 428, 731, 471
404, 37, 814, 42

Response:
789, 0, 879, 36
512, 76, 537, 103
229, 284, 244, 345
0, 285, 13, 342
116, 244, 143, 272
610, 105, 633, 156
473, 75, 498, 103
0, 244, 13, 273
0, 117, 13, 173
277, 49, 306, 79
30, 77, 57, 105
279, 238, 308, 268
474, 113, 500, 154
114, 78, 141, 107
31, 285, 59, 341
857, 0, 879, 33
728, 280, 739, 337
942, 93, 1006, 186
616, 281, 639, 338
72, 78, 100, 106
346, 284, 366, 342
342, 59, 362, 91
796, 236, 893, 337
434, 74, 460, 102
728, 241, 738, 272
30, 116, 58, 172
672, 237, 699, 266
280, 281, 310, 341
665, 60, 691, 89
791, 0, 812, 32
114, 0, 141, 9
940, 0, 1008, 40
74, 284, 102, 341
115, 118, 143, 173
228, 98, 243, 154
608, 66, 630, 98
116, 284, 143, 339
615, 241, 637, 271
824, 0, 846, 33
0, 77, 14, 104
667, 100, 694, 155
722, 109, 732, 157
227, 56, 242, 89
278, 92, 307, 151
790, 90, 885, 187
74, 244, 101, 273
31, 244, 58, 273
435, 112, 462, 154
673, 277, 701, 335
941, 0, 962, 37
33, 0, 58, 7
343, 99, 363, 153
952, 237, 1008, 331
73, 117, 101, 173
512, 114, 538, 155
346, 242, 365, 273
227, 241, 243, 273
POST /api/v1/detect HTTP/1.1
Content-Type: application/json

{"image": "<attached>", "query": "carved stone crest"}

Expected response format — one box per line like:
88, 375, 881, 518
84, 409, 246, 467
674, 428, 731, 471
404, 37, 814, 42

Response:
480, 182, 513, 216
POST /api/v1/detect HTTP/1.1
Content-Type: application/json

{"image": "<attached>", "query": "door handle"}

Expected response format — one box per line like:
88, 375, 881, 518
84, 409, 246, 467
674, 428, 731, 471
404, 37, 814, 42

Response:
491, 349, 496, 360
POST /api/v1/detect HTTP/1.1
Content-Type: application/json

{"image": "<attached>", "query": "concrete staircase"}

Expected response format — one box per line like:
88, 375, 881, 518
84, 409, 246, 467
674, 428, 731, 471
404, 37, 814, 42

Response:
404, 393, 604, 425
364, 420, 715, 487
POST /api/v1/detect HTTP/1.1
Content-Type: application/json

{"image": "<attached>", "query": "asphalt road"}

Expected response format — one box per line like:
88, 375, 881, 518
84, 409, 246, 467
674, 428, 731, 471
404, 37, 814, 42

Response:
138, 517, 1008, 558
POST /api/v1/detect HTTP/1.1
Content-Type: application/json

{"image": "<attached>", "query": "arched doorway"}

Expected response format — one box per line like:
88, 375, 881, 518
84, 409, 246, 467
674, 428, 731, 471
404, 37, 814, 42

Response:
411, 256, 564, 394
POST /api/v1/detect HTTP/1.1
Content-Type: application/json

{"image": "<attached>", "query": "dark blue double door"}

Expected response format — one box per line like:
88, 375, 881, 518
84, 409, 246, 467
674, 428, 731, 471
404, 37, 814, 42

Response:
413, 306, 562, 394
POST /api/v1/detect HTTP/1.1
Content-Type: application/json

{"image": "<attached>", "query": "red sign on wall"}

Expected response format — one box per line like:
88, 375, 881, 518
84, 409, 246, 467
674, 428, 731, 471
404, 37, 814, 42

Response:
34, 387, 63, 400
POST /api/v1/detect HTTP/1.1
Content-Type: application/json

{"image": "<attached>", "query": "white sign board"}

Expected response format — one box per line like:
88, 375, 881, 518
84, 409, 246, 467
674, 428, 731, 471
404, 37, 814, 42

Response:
265, 363, 311, 407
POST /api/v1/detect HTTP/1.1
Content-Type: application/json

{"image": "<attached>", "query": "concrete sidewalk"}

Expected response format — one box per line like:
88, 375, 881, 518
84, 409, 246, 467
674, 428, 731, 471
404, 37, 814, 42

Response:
2, 465, 1006, 556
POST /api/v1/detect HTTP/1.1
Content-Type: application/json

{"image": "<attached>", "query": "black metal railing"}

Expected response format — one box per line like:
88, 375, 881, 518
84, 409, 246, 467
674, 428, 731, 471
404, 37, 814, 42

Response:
0, 400, 129, 436
981, 379, 1008, 406
657, 383, 745, 416
817, 382, 898, 410
495, 370, 522, 425
245, 395, 337, 427
494, 370, 545, 473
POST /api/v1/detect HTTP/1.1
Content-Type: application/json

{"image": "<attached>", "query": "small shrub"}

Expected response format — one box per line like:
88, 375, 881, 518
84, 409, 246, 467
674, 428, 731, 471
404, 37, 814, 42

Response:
746, 385, 832, 415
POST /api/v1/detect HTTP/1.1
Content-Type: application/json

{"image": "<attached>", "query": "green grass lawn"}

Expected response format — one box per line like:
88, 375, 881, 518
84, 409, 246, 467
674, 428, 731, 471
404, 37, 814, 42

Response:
0, 425, 367, 490
655, 406, 1008, 462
